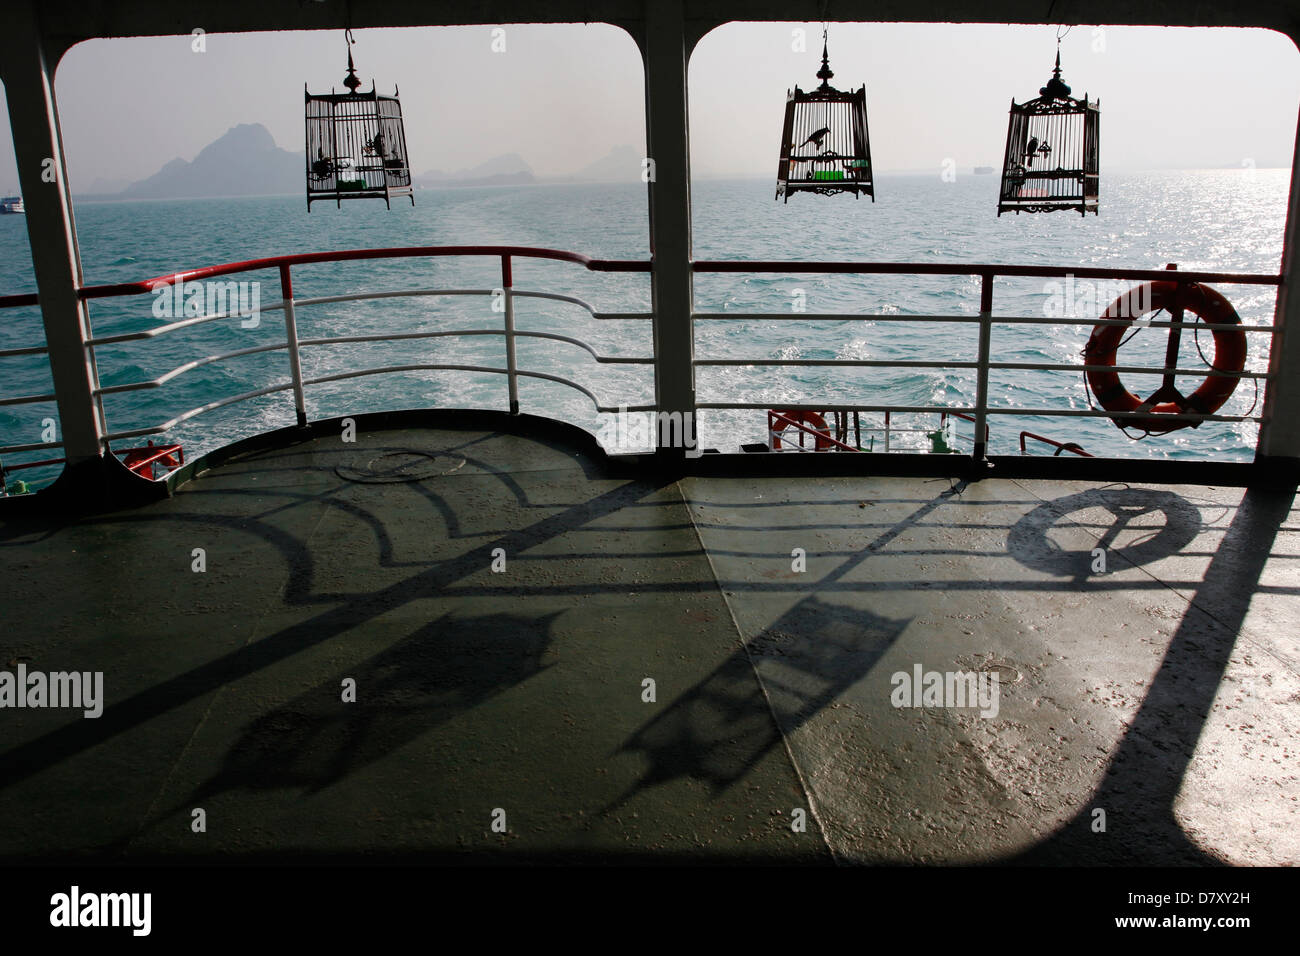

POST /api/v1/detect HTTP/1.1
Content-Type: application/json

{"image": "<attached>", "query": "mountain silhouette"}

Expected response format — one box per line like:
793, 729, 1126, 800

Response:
120, 123, 304, 199
414, 152, 535, 187
553, 144, 643, 183
103, 130, 642, 199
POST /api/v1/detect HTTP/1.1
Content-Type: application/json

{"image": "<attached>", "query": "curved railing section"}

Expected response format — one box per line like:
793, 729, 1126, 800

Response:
0, 246, 655, 472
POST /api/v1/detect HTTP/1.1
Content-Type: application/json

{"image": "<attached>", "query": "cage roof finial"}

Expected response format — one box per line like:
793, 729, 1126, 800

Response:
816, 24, 835, 90
1040, 44, 1072, 99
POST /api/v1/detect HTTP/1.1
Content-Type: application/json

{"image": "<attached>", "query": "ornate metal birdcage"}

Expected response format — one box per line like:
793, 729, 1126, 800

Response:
305, 30, 414, 211
998, 48, 1099, 216
775, 28, 874, 202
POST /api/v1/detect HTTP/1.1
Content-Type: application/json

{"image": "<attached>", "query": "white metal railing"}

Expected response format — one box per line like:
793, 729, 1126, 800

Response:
692, 260, 1281, 459
0, 247, 656, 465
0, 249, 1286, 474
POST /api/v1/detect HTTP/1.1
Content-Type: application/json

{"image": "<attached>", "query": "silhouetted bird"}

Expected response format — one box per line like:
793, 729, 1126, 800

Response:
799, 127, 832, 151
1026, 136, 1039, 167
311, 147, 333, 179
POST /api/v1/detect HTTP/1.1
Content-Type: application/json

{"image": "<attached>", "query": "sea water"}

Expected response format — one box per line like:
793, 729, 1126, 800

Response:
0, 169, 1287, 487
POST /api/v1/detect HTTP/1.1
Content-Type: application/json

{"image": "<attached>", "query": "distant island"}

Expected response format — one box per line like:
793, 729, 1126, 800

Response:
73, 123, 646, 201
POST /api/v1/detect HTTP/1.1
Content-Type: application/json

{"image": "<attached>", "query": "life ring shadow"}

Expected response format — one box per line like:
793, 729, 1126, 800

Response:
1007, 487, 1202, 577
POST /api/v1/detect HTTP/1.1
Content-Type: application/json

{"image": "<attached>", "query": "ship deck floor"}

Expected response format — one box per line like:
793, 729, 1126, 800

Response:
1, 420, 1297, 864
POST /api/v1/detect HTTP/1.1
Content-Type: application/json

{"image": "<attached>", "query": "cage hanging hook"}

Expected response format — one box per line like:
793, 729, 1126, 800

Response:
816, 17, 834, 89
1056, 23, 1072, 47
1048, 23, 1072, 86
342, 28, 361, 92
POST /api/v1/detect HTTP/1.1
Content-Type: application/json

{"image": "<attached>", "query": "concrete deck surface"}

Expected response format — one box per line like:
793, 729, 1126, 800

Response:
0, 421, 1295, 864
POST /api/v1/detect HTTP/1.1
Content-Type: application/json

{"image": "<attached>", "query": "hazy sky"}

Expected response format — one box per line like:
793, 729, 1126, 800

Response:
0, 21, 1297, 193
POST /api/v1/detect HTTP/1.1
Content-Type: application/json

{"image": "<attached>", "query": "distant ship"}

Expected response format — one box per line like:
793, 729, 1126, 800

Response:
0, 197, 24, 214
973, 165, 994, 175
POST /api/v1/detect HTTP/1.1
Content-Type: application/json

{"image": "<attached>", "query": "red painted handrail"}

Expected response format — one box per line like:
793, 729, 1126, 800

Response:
0, 245, 651, 309
1, 252, 1280, 311
1020, 430, 1093, 457
693, 261, 1282, 285
941, 410, 990, 442
1, 252, 1281, 312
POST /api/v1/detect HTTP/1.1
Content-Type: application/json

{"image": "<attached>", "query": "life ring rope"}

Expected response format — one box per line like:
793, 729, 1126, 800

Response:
1082, 281, 1249, 437
1190, 313, 1260, 421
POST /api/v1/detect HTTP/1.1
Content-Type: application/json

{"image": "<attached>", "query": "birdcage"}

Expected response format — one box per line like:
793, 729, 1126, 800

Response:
998, 51, 1099, 216
775, 30, 874, 202
305, 31, 414, 211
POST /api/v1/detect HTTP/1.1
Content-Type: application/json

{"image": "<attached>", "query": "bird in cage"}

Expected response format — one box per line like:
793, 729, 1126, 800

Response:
800, 126, 832, 151
774, 25, 874, 202
997, 42, 1098, 215
311, 147, 333, 180
304, 29, 414, 210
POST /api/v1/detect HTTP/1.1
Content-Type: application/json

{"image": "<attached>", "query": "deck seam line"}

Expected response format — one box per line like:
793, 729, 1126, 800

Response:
675, 478, 840, 865
126, 491, 338, 854
1008, 477, 1300, 676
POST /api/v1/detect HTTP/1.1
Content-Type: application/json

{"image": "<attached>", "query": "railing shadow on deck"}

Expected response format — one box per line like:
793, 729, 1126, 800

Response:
0, 416, 1294, 863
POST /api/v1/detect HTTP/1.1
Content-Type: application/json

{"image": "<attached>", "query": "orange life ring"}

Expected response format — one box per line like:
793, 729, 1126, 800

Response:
1084, 281, 1246, 434
122, 443, 183, 479
771, 409, 833, 450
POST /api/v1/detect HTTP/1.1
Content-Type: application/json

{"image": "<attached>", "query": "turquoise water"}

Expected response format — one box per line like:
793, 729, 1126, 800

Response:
0, 170, 1288, 486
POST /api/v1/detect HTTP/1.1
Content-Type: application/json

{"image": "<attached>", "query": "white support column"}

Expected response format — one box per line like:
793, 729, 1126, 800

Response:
1258, 95, 1300, 465
643, 0, 697, 462
0, 3, 103, 464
